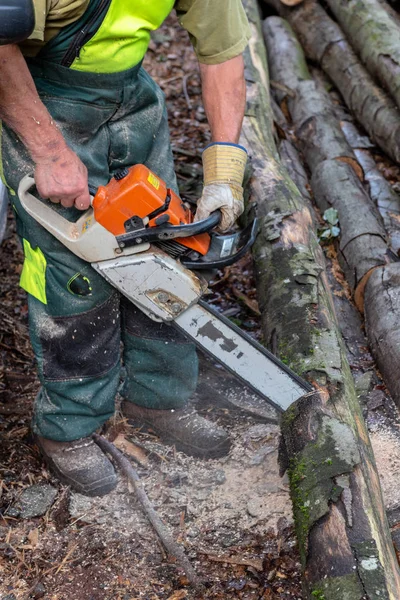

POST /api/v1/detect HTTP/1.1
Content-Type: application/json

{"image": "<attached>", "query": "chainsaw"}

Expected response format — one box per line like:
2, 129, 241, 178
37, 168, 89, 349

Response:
18, 165, 312, 412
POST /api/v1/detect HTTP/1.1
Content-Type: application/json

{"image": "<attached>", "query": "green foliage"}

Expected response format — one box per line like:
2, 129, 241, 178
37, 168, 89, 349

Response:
319, 208, 340, 242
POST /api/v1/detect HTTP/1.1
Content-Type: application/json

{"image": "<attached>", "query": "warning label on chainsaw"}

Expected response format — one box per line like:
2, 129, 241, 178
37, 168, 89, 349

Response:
147, 173, 160, 190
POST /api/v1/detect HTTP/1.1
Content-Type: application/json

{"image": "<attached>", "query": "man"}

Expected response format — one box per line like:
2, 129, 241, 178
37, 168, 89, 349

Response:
0, 0, 251, 496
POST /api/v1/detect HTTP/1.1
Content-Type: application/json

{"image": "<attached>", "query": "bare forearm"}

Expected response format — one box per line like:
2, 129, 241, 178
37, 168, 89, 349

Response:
0, 45, 67, 160
199, 55, 246, 144
0, 45, 90, 208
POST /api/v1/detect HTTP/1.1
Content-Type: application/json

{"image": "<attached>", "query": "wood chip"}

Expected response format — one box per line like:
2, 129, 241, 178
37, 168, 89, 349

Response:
112, 433, 149, 467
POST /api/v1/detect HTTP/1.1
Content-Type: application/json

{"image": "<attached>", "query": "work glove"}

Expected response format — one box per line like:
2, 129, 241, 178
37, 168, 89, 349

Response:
194, 142, 248, 232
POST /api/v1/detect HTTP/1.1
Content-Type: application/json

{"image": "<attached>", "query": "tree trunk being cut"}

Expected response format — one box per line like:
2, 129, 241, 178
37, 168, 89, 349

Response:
262, 0, 400, 163
325, 0, 400, 111
242, 2, 400, 598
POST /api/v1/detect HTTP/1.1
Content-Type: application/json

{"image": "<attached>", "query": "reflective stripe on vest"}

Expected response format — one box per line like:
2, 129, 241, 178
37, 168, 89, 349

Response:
70, 0, 175, 73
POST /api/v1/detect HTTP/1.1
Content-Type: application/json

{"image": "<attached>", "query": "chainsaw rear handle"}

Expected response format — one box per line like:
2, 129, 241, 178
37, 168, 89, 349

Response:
18, 175, 222, 248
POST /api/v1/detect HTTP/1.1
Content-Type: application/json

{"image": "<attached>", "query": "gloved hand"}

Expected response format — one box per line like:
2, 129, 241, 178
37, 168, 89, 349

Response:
194, 143, 248, 232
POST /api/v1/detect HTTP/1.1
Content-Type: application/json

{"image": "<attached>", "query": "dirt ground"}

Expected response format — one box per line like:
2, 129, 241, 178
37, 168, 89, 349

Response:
3, 11, 400, 600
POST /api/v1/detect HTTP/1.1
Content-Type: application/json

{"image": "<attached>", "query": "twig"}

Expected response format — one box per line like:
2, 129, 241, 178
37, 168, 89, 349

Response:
198, 548, 263, 571
270, 80, 296, 98
93, 433, 203, 589
231, 286, 261, 316
182, 74, 192, 109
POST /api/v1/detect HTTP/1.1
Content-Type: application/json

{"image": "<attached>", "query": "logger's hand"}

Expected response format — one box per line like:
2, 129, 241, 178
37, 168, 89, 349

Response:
194, 142, 247, 232
195, 183, 243, 232
34, 147, 91, 210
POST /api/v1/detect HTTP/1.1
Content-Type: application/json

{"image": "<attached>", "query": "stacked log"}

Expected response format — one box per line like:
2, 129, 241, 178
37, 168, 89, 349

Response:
262, 0, 400, 164
310, 67, 400, 255
242, 1, 400, 597
325, 0, 400, 110
263, 17, 389, 308
262, 14, 400, 413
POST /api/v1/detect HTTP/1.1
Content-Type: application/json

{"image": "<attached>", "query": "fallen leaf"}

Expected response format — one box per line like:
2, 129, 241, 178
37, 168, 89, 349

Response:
113, 434, 149, 466
166, 591, 187, 600
28, 527, 39, 548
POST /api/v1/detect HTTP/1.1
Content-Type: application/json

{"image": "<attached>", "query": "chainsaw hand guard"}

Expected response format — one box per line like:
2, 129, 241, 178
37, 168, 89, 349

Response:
181, 218, 258, 270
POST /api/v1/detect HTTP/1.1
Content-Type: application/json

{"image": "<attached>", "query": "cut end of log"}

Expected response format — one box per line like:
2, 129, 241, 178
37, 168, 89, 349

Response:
279, 0, 304, 5
335, 156, 364, 182
354, 266, 382, 313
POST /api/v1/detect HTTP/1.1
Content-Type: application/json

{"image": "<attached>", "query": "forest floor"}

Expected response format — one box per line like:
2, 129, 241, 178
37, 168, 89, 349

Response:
2, 11, 400, 600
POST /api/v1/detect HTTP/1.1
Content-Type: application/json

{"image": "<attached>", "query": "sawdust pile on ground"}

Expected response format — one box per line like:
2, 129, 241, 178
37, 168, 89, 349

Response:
0, 15, 304, 600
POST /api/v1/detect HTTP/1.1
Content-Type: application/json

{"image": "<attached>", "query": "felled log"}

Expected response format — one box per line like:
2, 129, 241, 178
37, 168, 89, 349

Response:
337, 116, 400, 255
263, 16, 388, 310
365, 264, 400, 411
310, 67, 400, 256
263, 0, 400, 164
354, 150, 400, 255
325, 0, 400, 110
313, 71, 400, 404
241, 2, 400, 597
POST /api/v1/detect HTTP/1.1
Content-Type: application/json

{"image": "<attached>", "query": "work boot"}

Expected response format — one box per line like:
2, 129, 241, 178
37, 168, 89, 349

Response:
34, 435, 117, 497
121, 402, 231, 458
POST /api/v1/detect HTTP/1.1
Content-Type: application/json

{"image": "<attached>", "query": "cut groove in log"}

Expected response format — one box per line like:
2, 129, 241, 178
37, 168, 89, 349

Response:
325, 0, 400, 111
241, 2, 400, 597
262, 0, 400, 164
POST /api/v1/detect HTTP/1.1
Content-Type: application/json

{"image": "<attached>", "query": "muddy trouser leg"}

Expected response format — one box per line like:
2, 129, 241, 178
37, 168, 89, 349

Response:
0, 62, 127, 442
107, 67, 198, 409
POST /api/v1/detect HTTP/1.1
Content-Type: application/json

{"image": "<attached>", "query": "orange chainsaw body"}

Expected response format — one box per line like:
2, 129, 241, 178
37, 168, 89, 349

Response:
92, 164, 210, 255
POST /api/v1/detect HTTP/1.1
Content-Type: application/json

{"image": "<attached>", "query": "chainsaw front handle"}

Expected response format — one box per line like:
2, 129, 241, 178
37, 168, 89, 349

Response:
116, 209, 222, 248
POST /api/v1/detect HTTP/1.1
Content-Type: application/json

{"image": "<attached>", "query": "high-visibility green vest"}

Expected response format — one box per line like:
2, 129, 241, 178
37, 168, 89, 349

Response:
70, 0, 175, 73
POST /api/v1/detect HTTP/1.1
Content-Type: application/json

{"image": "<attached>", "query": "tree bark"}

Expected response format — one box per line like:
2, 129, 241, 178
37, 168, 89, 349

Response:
310, 68, 400, 256
262, 17, 362, 179
311, 160, 388, 309
263, 16, 389, 310
354, 149, 400, 255
364, 263, 400, 407
241, 3, 400, 598
325, 0, 400, 111
263, 0, 400, 164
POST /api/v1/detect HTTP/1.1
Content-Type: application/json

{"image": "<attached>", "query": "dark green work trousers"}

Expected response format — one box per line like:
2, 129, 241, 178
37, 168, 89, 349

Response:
1, 59, 198, 441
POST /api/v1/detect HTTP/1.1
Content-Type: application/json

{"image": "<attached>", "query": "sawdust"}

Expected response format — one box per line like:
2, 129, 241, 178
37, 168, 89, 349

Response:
370, 425, 400, 510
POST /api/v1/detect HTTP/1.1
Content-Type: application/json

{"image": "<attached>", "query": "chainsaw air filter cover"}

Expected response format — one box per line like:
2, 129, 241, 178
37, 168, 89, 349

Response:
92, 164, 210, 256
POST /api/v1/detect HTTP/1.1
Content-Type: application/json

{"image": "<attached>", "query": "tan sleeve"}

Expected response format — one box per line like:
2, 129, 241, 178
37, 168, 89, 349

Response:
22, 0, 89, 56
175, 0, 251, 65
28, 0, 49, 41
